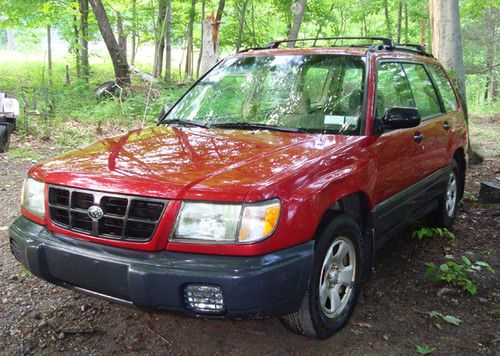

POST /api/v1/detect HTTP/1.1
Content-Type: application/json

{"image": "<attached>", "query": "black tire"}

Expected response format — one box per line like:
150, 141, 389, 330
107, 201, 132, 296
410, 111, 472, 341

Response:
431, 159, 461, 228
0, 125, 10, 153
280, 214, 364, 339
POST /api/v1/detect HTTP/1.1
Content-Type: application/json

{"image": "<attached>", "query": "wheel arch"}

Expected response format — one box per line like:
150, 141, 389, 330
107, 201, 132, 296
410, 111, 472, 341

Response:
312, 191, 374, 282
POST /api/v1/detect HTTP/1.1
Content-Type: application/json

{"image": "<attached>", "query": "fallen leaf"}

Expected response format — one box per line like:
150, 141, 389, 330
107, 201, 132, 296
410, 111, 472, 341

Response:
442, 315, 462, 326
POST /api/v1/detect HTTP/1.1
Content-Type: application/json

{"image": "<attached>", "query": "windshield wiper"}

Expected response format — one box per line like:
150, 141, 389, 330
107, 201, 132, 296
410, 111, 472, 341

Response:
211, 122, 305, 133
161, 119, 209, 129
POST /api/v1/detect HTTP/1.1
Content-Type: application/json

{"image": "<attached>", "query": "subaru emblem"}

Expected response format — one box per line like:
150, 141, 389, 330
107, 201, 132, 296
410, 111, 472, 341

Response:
87, 205, 104, 220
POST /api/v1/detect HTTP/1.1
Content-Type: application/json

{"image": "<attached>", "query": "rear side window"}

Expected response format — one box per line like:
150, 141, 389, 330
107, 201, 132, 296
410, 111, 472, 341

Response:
402, 63, 442, 118
427, 65, 459, 112
376, 62, 414, 119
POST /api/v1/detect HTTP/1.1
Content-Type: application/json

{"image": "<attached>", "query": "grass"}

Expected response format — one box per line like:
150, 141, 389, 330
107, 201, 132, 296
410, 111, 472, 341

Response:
0, 54, 187, 146
8, 147, 47, 161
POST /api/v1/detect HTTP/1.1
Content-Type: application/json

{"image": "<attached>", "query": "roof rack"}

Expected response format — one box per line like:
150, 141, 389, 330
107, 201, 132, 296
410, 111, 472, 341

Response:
239, 36, 432, 57
238, 36, 394, 53
268, 36, 394, 48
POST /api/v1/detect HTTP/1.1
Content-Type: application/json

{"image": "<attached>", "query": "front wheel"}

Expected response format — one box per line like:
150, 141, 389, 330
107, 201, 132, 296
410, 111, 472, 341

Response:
280, 214, 364, 339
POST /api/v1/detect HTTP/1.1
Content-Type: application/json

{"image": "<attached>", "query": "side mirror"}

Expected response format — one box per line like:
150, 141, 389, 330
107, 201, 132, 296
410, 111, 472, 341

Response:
157, 103, 172, 122
382, 107, 421, 130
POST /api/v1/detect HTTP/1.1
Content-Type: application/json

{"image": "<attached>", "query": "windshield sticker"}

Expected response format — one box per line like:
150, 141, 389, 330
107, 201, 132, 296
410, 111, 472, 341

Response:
324, 115, 357, 126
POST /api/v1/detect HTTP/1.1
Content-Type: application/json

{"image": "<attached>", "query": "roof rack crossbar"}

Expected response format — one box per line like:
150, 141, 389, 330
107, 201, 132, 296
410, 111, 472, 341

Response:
267, 36, 394, 49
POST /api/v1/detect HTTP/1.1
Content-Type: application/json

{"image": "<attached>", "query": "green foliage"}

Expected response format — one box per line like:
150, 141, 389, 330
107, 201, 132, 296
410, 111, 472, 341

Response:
481, 248, 493, 256
425, 256, 495, 295
462, 191, 478, 202
412, 227, 455, 240
416, 345, 435, 355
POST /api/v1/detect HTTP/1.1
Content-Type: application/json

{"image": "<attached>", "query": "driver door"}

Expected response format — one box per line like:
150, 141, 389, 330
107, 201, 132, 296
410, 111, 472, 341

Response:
372, 62, 420, 235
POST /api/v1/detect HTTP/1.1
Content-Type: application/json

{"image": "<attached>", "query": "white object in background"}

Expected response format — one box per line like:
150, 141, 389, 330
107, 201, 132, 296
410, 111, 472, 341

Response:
0, 93, 20, 118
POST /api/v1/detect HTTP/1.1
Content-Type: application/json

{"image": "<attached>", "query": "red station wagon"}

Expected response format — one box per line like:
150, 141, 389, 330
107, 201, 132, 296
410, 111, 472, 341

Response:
9, 37, 468, 338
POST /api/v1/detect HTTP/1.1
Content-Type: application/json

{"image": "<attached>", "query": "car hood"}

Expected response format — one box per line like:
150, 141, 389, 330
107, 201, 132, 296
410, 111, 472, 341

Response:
31, 126, 362, 201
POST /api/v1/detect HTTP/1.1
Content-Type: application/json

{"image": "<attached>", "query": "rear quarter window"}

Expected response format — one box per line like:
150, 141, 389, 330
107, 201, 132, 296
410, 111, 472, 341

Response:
427, 65, 459, 112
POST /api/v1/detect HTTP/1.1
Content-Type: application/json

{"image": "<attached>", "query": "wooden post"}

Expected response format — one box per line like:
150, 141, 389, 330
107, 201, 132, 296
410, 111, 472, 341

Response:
47, 25, 53, 88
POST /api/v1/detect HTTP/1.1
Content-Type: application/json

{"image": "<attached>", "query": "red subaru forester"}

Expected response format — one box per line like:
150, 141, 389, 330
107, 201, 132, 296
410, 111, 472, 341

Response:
10, 37, 467, 338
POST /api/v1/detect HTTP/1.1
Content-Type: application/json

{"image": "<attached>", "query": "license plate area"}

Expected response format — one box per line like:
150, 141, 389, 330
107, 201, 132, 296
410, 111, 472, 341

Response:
43, 247, 130, 300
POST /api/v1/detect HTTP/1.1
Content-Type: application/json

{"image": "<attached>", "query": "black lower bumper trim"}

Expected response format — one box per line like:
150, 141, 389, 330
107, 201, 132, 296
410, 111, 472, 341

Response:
9, 216, 314, 318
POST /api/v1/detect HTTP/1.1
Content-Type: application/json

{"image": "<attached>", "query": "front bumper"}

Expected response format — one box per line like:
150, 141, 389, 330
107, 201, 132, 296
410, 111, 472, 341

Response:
9, 216, 313, 318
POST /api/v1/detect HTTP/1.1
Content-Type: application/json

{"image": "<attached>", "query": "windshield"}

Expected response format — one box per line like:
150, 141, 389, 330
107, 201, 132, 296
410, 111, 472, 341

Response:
164, 54, 365, 134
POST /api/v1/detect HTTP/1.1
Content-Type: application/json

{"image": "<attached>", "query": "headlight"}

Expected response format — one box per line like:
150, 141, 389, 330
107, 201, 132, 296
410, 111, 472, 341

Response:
21, 178, 46, 217
174, 199, 281, 243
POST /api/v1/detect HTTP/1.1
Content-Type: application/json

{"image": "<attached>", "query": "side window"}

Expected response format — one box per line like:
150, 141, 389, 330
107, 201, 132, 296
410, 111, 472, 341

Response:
376, 62, 414, 119
402, 63, 442, 118
427, 65, 459, 112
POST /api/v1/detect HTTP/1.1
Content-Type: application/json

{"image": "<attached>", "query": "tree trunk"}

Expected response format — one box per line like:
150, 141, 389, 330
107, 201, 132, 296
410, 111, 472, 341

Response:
249, 0, 257, 46
383, 0, 392, 38
420, 3, 427, 47
429, 0, 467, 122
196, 0, 206, 78
235, 0, 249, 52
79, 0, 90, 80
164, 0, 172, 82
47, 26, 53, 88
131, 0, 137, 65
313, 1, 335, 45
360, 0, 368, 36
200, 16, 219, 76
215, 0, 225, 23
287, 0, 308, 48
73, 14, 81, 78
185, 0, 196, 78
6, 29, 15, 51
116, 12, 127, 59
396, 1, 403, 43
485, 6, 498, 100
89, 0, 130, 86
404, 2, 409, 42
153, 0, 167, 78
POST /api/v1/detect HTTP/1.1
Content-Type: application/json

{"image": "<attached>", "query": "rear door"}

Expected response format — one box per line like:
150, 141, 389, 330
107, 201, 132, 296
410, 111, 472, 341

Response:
425, 63, 461, 162
401, 63, 448, 179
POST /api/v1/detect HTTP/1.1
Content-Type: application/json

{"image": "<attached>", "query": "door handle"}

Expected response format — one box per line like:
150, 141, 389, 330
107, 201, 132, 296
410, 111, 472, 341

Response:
443, 122, 451, 131
413, 132, 425, 143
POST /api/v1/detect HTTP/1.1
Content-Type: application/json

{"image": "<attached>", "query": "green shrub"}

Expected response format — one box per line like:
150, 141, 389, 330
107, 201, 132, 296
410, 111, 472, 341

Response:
425, 256, 495, 295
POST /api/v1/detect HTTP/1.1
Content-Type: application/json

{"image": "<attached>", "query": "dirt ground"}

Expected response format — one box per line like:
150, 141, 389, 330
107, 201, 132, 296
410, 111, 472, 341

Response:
0, 133, 498, 355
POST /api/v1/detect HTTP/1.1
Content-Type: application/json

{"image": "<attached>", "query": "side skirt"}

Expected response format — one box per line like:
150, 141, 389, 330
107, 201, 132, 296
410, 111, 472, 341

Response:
371, 166, 450, 250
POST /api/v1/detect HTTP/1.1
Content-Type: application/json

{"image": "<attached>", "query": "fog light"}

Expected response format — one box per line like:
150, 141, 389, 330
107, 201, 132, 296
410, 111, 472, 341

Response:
184, 284, 225, 314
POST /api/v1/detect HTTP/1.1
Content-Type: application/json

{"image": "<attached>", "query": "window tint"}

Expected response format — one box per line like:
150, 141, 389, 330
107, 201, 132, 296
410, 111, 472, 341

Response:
402, 63, 442, 118
376, 62, 414, 119
427, 65, 458, 112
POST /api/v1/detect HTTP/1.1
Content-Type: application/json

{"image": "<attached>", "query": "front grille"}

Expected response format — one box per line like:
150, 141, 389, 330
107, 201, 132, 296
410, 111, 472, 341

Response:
48, 186, 167, 242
